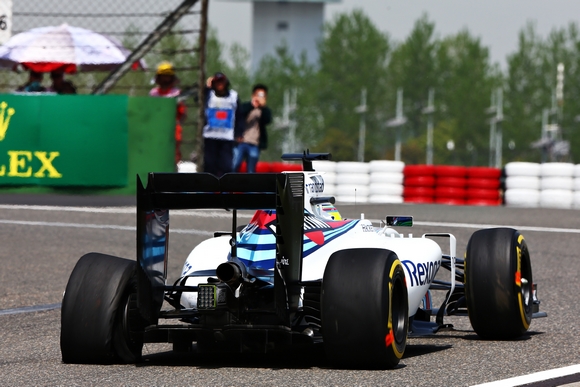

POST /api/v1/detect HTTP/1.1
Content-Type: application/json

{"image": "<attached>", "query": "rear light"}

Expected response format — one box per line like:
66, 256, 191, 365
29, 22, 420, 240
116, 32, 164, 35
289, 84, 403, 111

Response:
197, 284, 228, 310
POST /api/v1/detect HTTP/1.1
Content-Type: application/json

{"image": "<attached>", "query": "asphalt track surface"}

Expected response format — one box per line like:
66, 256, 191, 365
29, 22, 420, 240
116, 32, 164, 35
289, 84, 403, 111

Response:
1, 195, 579, 386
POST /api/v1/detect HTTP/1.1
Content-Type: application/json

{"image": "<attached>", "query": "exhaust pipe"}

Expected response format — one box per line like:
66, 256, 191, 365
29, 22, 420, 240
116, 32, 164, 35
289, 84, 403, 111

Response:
216, 262, 243, 285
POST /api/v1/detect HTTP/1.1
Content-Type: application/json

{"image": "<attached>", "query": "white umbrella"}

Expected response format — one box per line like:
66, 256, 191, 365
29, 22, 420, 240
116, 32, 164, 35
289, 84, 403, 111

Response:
0, 23, 143, 73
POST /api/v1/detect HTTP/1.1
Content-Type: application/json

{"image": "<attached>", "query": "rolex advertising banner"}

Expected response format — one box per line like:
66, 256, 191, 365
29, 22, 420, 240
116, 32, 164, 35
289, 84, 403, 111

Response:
0, 94, 128, 187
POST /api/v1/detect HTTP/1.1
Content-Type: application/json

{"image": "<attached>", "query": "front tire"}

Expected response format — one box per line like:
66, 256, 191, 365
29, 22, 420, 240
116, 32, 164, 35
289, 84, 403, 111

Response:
465, 228, 533, 339
321, 248, 408, 369
61, 253, 145, 364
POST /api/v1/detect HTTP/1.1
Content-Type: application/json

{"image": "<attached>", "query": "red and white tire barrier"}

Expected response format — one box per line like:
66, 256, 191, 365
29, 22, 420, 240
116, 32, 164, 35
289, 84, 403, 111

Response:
505, 162, 577, 209
403, 165, 435, 204
403, 165, 500, 206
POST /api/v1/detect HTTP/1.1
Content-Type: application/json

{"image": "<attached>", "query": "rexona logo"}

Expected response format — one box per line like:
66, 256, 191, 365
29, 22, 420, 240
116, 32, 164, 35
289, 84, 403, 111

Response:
401, 259, 441, 287
0, 101, 62, 179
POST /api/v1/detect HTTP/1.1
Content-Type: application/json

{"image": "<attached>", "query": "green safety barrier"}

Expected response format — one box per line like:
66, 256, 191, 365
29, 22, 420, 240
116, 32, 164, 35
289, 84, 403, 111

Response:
0, 94, 176, 192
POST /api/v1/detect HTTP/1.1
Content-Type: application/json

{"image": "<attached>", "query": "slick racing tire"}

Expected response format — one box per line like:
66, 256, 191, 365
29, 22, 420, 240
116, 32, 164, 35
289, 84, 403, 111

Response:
465, 228, 533, 339
322, 248, 408, 369
61, 253, 145, 364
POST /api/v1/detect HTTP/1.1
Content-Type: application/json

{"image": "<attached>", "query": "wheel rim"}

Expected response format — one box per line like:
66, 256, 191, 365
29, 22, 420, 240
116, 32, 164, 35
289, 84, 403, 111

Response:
121, 291, 144, 347
391, 276, 407, 345
520, 252, 532, 315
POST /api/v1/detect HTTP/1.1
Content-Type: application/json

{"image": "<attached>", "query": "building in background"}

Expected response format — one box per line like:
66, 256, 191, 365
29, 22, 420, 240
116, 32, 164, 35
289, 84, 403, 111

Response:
227, 0, 340, 71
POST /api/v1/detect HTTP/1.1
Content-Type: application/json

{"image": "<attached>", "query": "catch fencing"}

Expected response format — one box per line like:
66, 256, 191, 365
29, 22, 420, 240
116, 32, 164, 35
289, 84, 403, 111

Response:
2, 0, 207, 160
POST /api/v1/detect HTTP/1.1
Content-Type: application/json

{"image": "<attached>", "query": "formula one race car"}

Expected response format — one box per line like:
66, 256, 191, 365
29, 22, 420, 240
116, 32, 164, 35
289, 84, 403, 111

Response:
60, 152, 546, 369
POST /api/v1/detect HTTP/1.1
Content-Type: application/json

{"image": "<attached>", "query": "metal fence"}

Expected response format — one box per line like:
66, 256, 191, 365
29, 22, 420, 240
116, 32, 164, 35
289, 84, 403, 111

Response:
2, 0, 207, 160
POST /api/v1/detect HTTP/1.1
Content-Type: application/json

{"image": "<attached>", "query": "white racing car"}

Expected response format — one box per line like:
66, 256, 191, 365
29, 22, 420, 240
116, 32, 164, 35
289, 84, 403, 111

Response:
60, 152, 546, 369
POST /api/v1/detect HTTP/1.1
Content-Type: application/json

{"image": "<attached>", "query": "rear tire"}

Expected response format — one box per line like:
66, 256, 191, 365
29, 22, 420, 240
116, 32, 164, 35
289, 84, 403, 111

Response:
61, 253, 145, 364
465, 228, 533, 339
321, 248, 408, 369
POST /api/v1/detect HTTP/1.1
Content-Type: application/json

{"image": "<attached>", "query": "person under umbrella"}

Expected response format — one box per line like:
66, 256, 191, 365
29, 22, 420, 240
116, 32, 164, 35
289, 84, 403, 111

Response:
16, 70, 46, 93
48, 71, 77, 94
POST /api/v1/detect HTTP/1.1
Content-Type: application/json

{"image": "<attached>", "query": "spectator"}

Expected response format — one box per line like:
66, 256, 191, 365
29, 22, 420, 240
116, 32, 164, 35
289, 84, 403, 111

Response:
202, 72, 242, 177
233, 84, 272, 173
149, 61, 186, 164
16, 70, 46, 92
48, 71, 77, 94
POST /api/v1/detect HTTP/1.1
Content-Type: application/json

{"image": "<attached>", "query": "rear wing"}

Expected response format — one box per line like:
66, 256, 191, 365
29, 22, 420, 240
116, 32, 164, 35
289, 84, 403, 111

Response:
136, 172, 305, 324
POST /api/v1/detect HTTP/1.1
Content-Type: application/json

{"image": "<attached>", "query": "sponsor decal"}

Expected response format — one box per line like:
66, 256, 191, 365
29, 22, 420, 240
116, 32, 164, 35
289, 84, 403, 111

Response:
235, 209, 358, 270
401, 259, 441, 287
0, 101, 62, 179
0, 101, 15, 141
305, 175, 324, 194
361, 224, 375, 232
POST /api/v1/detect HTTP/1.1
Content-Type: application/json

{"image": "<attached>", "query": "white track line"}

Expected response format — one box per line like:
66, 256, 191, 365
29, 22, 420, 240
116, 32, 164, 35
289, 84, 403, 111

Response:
0, 303, 61, 316
470, 364, 580, 387
1, 204, 580, 234
0, 204, 244, 218
367, 219, 580, 234
0, 219, 213, 236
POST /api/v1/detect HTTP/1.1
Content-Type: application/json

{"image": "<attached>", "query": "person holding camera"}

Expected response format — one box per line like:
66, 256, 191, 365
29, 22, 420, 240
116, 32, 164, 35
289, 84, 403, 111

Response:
202, 72, 242, 177
232, 84, 272, 173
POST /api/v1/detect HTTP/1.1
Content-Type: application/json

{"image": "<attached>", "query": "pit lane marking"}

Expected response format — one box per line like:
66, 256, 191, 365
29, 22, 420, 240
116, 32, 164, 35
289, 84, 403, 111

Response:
470, 364, 580, 386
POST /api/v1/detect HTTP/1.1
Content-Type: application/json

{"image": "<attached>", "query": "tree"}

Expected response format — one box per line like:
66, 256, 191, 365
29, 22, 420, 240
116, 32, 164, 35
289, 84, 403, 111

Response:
435, 30, 501, 165
388, 16, 499, 165
387, 14, 438, 142
504, 22, 580, 162
254, 44, 320, 161
315, 9, 391, 161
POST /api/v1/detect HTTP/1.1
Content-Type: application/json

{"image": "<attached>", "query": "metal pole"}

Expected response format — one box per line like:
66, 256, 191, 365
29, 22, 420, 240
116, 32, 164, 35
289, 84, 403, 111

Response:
281, 90, 290, 154
557, 63, 565, 122
495, 88, 503, 169
280, 89, 297, 154
488, 91, 496, 167
356, 88, 368, 162
541, 108, 549, 163
395, 88, 403, 162
425, 88, 435, 165
195, 0, 209, 172
289, 88, 297, 152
